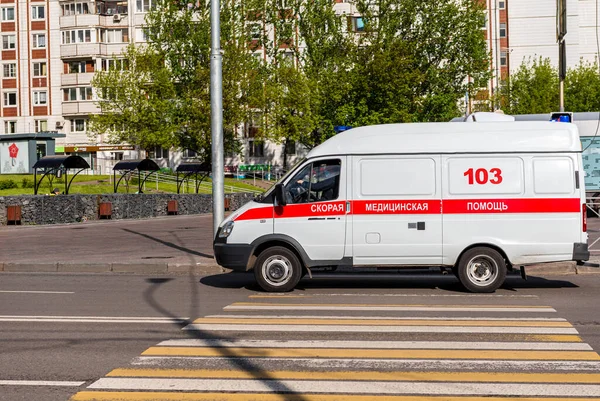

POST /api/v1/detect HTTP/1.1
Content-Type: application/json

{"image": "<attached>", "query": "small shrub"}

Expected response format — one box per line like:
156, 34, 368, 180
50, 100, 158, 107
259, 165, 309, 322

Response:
0, 179, 18, 190
21, 178, 34, 189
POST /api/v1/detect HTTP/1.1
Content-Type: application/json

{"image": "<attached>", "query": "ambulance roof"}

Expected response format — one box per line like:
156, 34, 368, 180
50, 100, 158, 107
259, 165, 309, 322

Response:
307, 121, 581, 158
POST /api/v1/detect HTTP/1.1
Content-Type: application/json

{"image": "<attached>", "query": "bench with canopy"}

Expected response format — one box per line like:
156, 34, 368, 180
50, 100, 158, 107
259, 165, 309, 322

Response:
112, 159, 160, 193
32, 155, 90, 195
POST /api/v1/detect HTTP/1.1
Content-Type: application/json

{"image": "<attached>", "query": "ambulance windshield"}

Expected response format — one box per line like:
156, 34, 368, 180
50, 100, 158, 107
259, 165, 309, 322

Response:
256, 158, 306, 203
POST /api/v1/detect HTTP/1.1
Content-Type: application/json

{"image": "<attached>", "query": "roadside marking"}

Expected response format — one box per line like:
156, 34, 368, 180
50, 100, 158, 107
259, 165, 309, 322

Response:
192, 317, 572, 327
207, 314, 567, 321
249, 293, 540, 298
71, 393, 600, 401
85, 378, 600, 396
183, 323, 578, 334
133, 356, 600, 371
156, 339, 592, 350
106, 368, 600, 383
0, 290, 74, 294
224, 303, 556, 312
0, 380, 85, 387
141, 347, 599, 360
0, 315, 188, 324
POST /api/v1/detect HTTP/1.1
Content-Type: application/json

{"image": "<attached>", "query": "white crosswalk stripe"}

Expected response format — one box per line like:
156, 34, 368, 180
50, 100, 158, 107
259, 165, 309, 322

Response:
70, 299, 600, 401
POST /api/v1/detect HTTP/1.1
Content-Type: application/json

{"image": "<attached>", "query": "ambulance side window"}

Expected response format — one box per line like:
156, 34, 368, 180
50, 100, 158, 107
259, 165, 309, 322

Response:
284, 159, 341, 204
533, 157, 574, 194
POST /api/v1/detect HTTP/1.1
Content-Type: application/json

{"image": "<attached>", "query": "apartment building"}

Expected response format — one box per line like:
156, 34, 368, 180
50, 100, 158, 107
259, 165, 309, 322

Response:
483, 0, 600, 108
2, 0, 598, 175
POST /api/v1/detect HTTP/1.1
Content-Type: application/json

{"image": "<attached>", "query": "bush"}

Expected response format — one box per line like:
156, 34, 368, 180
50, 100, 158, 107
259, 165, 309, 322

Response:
21, 178, 34, 189
0, 179, 18, 190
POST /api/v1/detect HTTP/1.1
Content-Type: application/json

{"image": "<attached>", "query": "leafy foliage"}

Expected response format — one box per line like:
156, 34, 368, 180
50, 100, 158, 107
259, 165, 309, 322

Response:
497, 57, 600, 114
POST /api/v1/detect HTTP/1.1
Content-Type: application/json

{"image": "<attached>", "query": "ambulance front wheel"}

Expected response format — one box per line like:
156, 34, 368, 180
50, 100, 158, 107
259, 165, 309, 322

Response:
457, 247, 506, 293
254, 246, 302, 292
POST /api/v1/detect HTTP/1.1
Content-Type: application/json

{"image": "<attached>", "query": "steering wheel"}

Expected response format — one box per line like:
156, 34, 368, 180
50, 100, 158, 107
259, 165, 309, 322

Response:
290, 186, 308, 203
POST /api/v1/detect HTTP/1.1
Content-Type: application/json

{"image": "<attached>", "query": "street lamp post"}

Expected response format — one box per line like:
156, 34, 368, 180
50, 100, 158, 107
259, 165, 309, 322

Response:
210, 0, 224, 235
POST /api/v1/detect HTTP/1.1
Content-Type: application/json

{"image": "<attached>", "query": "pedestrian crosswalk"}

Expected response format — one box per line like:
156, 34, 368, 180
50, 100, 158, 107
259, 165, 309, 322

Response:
70, 296, 600, 400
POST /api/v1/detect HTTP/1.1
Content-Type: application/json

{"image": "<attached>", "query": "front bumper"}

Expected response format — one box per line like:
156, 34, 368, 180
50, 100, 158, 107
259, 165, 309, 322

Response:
213, 243, 253, 271
572, 242, 590, 262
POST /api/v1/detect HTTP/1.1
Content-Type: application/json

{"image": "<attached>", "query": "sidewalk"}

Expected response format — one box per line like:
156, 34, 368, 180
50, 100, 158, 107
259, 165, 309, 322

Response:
0, 214, 599, 275
0, 214, 221, 274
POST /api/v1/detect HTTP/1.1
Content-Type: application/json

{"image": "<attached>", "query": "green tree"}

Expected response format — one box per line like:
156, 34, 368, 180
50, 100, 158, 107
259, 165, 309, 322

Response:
565, 60, 600, 112
497, 57, 558, 114
90, 0, 256, 160
351, 0, 490, 123
90, 45, 179, 151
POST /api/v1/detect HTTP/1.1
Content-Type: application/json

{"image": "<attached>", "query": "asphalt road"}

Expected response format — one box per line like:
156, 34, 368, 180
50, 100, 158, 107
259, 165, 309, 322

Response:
2, 271, 600, 400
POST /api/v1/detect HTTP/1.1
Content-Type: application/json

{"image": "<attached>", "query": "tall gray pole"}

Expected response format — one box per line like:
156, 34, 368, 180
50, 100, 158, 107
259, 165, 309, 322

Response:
210, 0, 224, 235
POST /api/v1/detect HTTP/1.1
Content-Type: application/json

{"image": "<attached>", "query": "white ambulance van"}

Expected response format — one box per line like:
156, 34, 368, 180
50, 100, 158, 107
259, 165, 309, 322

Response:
214, 117, 589, 293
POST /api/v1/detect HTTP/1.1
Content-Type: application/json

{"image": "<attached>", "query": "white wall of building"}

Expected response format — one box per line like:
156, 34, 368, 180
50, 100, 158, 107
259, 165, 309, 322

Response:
509, 0, 598, 71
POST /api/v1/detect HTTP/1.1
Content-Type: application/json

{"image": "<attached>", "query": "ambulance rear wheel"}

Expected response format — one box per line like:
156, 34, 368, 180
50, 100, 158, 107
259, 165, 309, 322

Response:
457, 247, 506, 293
254, 246, 302, 292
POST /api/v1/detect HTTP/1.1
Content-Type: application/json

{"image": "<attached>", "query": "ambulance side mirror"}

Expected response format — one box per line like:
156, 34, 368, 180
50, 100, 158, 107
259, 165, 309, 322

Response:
274, 183, 287, 206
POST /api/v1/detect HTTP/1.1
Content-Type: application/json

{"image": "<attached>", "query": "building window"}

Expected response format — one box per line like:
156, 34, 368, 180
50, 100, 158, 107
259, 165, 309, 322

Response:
148, 146, 169, 159
35, 120, 48, 133
248, 140, 264, 158
80, 87, 93, 100
33, 91, 47, 106
69, 60, 87, 73
481, 11, 488, 30
498, 0, 505, 10
248, 22, 261, 41
63, 87, 92, 101
500, 50, 507, 66
1, 7, 15, 21
32, 33, 46, 49
33, 62, 47, 77
4, 121, 16, 134
100, 28, 128, 43
101, 58, 127, 71
70, 119, 86, 132
349, 16, 365, 32
2, 35, 16, 50
136, 0, 152, 13
499, 22, 506, 38
31, 5, 45, 20
183, 149, 197, 158
3, 63, 16, 78
285, 140, 296, 155
62, 29, 93, 44
3, 92, 17, 107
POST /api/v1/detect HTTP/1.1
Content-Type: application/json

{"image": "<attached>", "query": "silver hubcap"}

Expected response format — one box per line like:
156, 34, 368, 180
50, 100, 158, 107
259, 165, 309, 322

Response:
466, 255, 498, 286
262, 255, 293, 287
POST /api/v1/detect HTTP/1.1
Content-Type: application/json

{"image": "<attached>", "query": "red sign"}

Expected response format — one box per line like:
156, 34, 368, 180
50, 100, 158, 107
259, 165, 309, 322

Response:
8, 143, 18, 158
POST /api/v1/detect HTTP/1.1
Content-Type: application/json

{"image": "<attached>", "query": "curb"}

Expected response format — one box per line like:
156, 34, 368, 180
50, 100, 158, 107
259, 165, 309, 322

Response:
0, 262, 226, 275
0, 261, 597, 275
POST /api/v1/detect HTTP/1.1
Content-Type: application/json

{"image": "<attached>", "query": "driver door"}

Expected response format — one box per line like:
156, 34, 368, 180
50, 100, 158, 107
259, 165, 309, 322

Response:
274, 157, 348, 262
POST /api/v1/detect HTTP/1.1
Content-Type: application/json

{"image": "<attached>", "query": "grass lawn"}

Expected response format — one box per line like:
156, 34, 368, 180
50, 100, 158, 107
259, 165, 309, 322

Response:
0, 174, 265, 196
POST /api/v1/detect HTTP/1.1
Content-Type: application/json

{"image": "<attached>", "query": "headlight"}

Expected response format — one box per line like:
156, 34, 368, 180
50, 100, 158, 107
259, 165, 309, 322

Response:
219, 221, 234, 238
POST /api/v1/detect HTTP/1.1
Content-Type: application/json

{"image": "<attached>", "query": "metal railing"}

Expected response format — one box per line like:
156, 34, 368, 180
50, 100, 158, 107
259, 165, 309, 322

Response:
128, 172, 263, 194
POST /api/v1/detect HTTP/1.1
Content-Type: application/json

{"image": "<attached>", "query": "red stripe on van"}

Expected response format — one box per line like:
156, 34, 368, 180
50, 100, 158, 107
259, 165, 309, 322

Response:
352, 200, 442, 214
443, 198, 581, 214
234, 207, 273, 221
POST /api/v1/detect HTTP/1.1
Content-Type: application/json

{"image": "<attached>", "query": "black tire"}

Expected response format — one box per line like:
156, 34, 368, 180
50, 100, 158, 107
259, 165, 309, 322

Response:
254, 246, 302, 292
457, 247, 506, 293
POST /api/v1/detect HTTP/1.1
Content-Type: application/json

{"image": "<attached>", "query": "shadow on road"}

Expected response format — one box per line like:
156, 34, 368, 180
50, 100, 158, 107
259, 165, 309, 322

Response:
200, 270, 580, 293
143, 275, 309, 399
122, 228, 213, 259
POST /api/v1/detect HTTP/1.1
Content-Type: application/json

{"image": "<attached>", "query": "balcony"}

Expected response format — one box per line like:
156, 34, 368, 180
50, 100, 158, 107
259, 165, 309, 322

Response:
61, 43, 127, 58
61, 72, 95, 86
62, 101, 100, 116
60, 14, 101, 28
